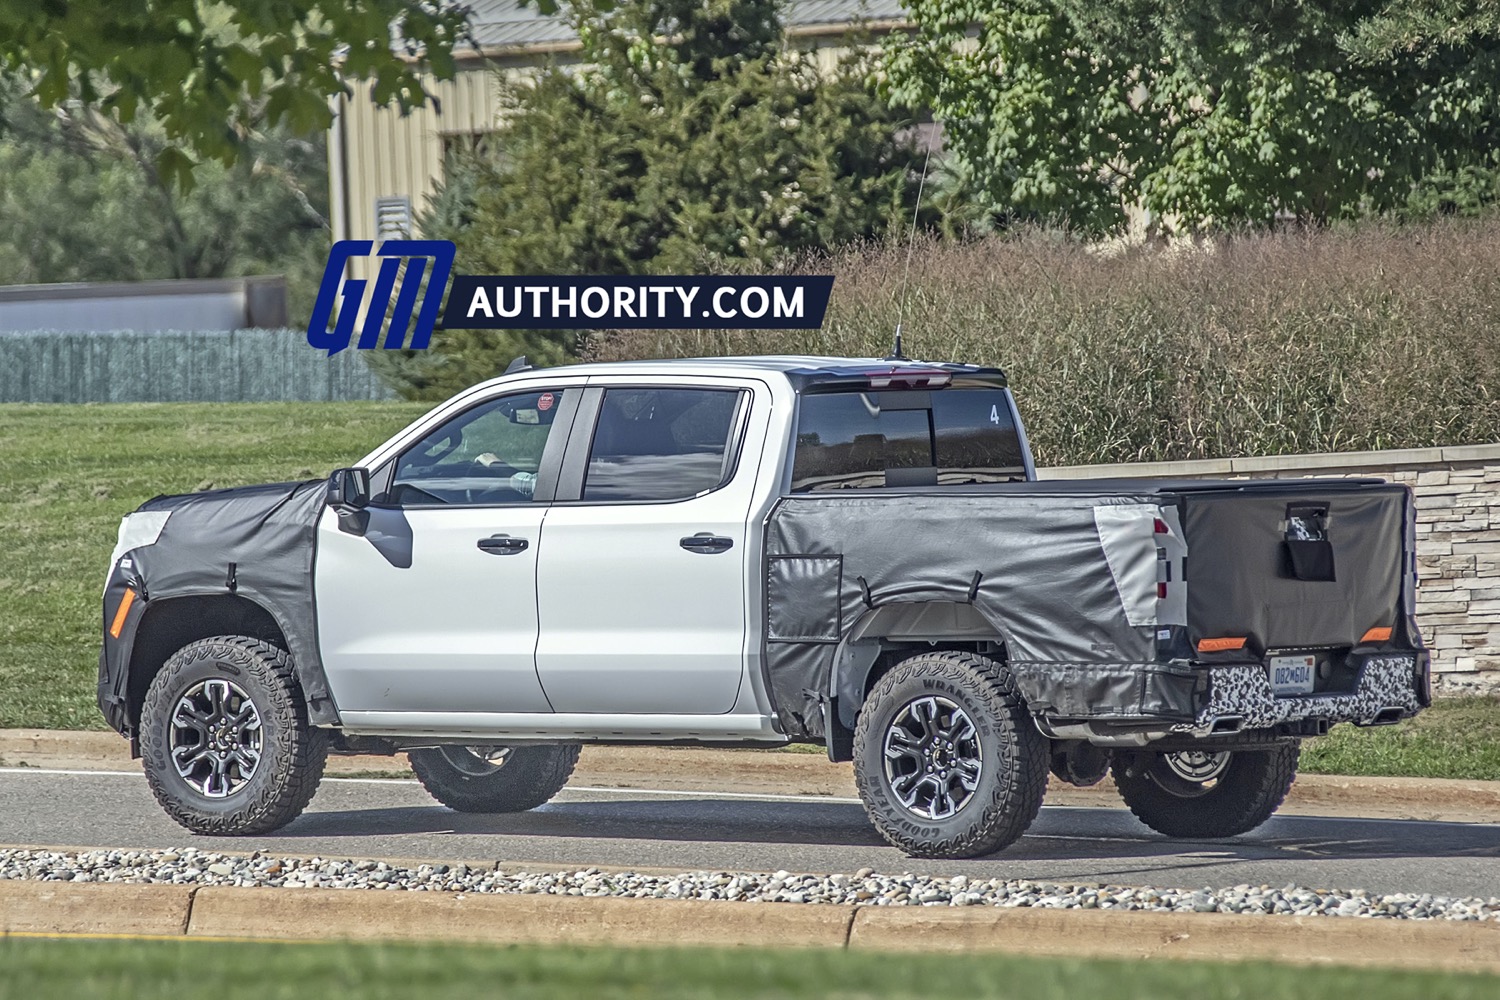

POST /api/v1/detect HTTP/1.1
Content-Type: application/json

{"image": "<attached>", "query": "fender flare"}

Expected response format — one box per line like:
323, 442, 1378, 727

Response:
828, 599, 1014, 730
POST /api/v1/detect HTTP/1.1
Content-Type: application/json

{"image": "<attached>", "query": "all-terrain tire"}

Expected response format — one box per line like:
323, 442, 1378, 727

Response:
139, 636, 328, 836
1112, 743, 1300, 839
853, 650, 1048, 859
409, 744, 581, 813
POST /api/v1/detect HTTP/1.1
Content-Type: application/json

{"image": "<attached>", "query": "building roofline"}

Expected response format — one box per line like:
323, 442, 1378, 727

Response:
436, 17, 912, 66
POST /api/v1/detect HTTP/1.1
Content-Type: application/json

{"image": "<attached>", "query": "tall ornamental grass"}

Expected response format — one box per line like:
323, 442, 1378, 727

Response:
584, 221, 1500, 467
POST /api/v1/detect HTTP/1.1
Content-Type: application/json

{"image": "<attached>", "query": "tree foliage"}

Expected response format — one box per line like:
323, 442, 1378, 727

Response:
0, 0, 470, 184
888, 0, 1500, 234
0, 79, 331, 322
372, 0, 920, 400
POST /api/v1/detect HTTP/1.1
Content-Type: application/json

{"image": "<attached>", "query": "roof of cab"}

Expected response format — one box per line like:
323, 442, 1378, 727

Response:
487, 355, 1007, 390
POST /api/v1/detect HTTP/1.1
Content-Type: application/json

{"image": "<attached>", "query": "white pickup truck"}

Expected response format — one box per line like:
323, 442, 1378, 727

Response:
100, 355, 1428, 857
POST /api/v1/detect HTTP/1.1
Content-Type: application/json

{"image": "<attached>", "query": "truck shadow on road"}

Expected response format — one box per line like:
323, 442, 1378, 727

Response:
278, 796, 1500, 869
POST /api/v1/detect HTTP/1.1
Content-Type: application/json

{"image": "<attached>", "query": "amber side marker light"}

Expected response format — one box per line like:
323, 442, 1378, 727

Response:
1361, 626, 1393, 643
108, 588, 136, 639
1197, 636, 1247, 653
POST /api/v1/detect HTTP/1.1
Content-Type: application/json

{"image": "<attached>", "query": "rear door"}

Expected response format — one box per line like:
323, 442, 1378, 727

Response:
534, 377, 768, 714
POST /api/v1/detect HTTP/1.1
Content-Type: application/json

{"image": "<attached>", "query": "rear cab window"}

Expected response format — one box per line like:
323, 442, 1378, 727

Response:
791, 385, 1027, 491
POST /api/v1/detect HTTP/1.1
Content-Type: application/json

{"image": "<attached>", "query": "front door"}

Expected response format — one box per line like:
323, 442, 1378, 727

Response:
535, 383, 765, 714
315, 386, 576, 716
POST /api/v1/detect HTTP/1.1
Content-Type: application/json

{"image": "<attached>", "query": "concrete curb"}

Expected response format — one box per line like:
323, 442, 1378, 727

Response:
3, 881, 1499, 974
6, 729, 1500, 823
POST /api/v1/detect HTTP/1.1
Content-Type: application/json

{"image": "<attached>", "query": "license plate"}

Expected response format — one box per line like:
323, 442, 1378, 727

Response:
1269, 655, 1317, 696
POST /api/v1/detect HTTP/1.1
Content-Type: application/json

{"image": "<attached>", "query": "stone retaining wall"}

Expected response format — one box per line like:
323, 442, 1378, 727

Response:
1041, 444, 1500, 693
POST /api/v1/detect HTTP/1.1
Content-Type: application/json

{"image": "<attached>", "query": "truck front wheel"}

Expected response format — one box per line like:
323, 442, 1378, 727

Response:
409, 744, 580, 813
139, 636, 327, 835
1113, 743, 1300, 839
853, 650, 1048, 859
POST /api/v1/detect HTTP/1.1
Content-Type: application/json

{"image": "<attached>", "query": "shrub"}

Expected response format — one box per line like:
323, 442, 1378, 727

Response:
585, 220, 1500, 466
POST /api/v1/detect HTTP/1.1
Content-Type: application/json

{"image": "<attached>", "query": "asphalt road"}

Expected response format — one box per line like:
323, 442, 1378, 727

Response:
2, 767, 1497, 898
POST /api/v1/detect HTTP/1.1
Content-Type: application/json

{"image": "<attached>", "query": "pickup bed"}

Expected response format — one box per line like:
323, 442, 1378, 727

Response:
99, 356, 1427, 857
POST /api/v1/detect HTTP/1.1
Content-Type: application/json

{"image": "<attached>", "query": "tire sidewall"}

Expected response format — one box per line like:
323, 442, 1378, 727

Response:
140, 640, 298, 825
854, 655, 1037, 854
409, 744, 580, 813
1114, 743, 1300, 839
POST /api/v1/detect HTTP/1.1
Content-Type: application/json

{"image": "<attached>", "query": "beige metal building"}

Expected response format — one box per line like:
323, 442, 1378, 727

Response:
326, 0, 909, 267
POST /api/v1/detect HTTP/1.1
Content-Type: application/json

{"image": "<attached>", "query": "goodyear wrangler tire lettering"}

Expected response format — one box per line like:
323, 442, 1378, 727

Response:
853, 650, 1048, 859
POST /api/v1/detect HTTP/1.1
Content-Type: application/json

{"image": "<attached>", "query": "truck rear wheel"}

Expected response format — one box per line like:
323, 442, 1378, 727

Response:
409, 744, 580, 813
1113, 743, 1300, 838
853, 650, 1048, 858
139, 636, 327, 835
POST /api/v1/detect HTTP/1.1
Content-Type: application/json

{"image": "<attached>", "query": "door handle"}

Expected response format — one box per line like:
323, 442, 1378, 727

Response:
680, 533, 733, 554
477, 534, 529, 555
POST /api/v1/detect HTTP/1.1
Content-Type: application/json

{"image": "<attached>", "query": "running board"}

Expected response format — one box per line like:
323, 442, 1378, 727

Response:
338, 711, 785, 743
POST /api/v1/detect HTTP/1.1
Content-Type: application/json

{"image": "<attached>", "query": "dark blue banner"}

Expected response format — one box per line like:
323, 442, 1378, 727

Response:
443, 275, 835, 329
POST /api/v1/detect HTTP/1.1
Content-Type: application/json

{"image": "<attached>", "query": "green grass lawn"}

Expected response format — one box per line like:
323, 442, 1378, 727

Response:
0, 401, 426, 730
1300, 696, 1500, 781
1, 401, 1497, 782
2, 938, 1497, 1000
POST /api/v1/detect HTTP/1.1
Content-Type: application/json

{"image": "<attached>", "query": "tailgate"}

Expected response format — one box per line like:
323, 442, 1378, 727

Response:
1178, 483, 1413, 656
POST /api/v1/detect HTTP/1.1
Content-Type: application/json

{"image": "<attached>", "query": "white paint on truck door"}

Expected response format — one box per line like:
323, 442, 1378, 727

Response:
535, 382, 767, 714
315, 505, 552, 714
315, 385, 578, 715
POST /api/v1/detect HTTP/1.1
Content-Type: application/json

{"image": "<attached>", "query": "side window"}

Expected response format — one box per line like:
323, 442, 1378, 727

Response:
389, 389, 568, 506
582, 388, 743, 502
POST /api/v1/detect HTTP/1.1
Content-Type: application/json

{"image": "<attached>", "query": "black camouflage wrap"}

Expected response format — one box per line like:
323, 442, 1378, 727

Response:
762, 480, 1424, 740
98, 481, 335, 734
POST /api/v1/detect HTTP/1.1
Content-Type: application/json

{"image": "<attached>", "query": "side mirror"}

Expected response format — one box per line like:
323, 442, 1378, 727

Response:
327, 467, 371, 510
326, 468, 371, 536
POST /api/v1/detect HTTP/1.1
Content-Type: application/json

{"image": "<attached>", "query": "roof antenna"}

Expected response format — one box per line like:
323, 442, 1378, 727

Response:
887, 132, 935, 362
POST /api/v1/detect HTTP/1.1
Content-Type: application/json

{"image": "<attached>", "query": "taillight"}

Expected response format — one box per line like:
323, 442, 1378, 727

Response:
1153, 517, 1170, 535
868, 369, 953, 389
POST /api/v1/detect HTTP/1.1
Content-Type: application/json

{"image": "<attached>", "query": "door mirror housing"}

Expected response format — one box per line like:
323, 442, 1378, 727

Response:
327, 468, 371, 536
327, 467, 371, 510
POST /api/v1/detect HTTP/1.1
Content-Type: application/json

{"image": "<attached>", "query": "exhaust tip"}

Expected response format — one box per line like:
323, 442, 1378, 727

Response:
1368, 707, 1405, 726
1209, 716, 1244, 734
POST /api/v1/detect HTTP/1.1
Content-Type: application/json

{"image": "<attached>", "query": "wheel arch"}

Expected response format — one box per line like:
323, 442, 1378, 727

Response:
126, 595, 288, 733
830, 600, 1014, 735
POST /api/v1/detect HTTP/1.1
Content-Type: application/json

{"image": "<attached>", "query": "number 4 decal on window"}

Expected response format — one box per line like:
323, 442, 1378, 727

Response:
989, 404, 1001, 425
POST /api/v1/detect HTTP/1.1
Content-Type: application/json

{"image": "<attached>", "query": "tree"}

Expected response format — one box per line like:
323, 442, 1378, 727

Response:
371, 0, 920, 400
0, 0, 471, 183
887, 0, 1500, 234
0, 79, 331, 323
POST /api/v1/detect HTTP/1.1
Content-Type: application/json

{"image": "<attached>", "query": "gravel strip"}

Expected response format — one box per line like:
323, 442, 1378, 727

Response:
3, 848, 1497, 922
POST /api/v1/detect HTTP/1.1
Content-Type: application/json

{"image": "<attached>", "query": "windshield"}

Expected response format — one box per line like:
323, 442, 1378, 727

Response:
790, 387, 1027, 492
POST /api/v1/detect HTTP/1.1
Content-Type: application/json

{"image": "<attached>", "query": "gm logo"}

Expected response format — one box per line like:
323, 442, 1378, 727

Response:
307, 240, 455, 355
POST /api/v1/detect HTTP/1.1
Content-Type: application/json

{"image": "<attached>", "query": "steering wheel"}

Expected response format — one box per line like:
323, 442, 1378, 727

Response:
471, 453, 519, 478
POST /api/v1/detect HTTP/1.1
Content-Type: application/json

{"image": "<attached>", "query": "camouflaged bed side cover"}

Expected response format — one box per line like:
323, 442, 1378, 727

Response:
762, 481, 1416, 740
